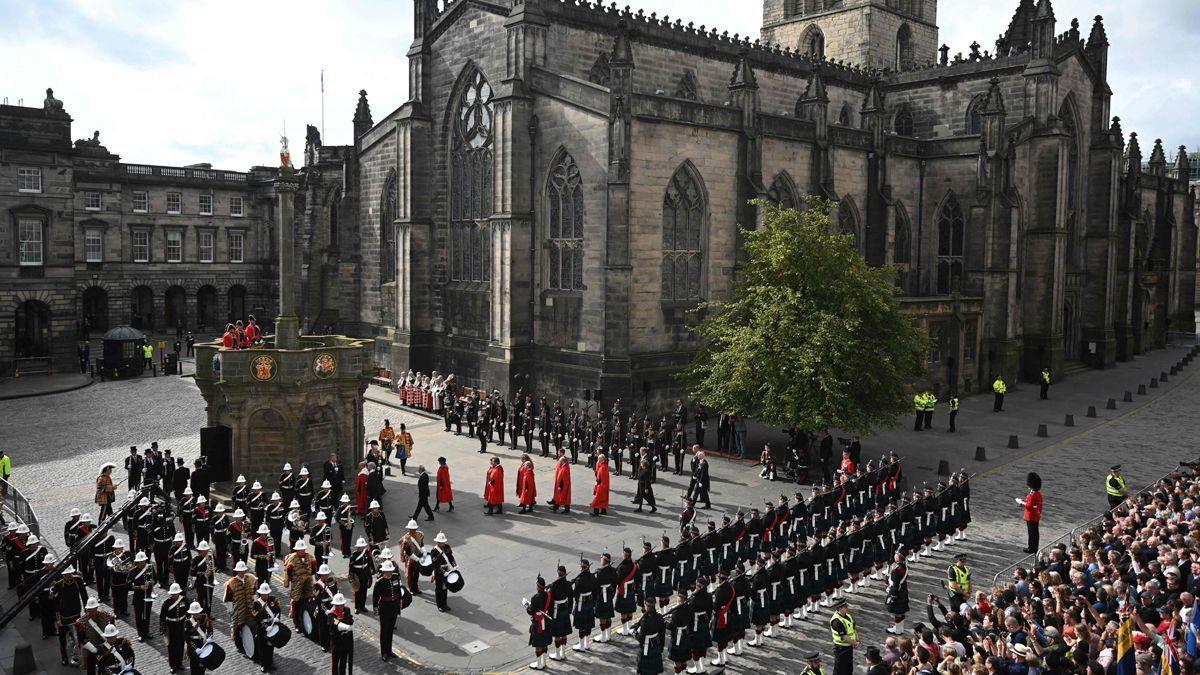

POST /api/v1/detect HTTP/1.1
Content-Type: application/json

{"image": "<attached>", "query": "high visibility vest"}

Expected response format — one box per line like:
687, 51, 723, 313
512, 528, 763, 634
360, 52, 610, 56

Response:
913, 394, 922, 411
1041, 371, 1051, 384
142, 345, 153, 358
948, 397, 960, 412
948, 564, 971, 595
993, 379, 1006, 394
830, 612, 857, 646
1106, 474, 1126, 497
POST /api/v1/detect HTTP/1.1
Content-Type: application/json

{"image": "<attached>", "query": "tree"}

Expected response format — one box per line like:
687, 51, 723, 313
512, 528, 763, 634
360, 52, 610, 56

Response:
681, 198, 927, 433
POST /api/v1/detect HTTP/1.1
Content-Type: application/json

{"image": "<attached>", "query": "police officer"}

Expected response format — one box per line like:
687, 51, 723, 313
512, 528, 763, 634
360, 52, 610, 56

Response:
1039, 367, 1051, 400
946, 552, 971, 606
992, 376, 1006, 412
802, 652, 826, 675
828, 598, 857, 675
1106, 465, 1129, 510
947, 392, 960, 433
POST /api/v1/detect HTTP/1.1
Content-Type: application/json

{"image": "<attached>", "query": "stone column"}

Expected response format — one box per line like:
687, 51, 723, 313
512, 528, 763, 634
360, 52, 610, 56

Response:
275, 168, 301, 349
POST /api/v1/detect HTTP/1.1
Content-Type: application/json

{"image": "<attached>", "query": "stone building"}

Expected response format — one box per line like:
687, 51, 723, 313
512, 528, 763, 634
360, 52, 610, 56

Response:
304, 0, 1195, 410
0, 90, 276, 374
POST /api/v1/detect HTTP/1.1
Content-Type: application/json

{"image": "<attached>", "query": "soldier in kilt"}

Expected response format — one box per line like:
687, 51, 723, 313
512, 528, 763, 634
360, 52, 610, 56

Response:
526, 576, 553, 671
935, 481, 955, 552
953, 472, 971, 541
768, 551, 790, 635
748, 557, 771, 646
667, 589, 692, 674
884, 550, 910, 636
919, 485, 937, 556
688, 578, 713, 671
789, 492, 809, 544
547, 566, 573, 662
592, 553, 617, 643
674, 532, 696, 594
731, 563, 752, 654
637, 599, 665, 675
902, 492, 923, 561
710, 571, 736, 667
614, 548, 639, 637
653, 536, 675, 608
571, 559, 596, 653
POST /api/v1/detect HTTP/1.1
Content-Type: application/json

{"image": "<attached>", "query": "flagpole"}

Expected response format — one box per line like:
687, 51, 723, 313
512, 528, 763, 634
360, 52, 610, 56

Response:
321, 68, 326, 142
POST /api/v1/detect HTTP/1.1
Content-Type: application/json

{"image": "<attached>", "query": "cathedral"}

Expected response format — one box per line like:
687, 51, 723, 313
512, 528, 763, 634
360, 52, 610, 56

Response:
295, 0, 1196, 408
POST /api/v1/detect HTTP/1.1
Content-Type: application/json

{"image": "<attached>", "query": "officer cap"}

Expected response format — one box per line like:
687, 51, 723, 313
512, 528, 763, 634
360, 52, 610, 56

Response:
1111, 465, 1121, 471
806, 652, 821, 661
954, 553, 967, 561
831, 598, 847, 609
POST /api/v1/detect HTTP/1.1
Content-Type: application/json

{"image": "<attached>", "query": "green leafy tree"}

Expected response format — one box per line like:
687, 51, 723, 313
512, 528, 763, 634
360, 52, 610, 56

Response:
681, 198, 927, 433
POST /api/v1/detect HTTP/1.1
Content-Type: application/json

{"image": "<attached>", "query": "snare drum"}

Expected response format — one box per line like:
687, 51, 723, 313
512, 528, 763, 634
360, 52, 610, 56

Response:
417, 553, 434, 577
239, 623, 257, 660
399, 585, 414, 610
301, 604, 316, 638
197, 639, 227, 670
444, 569, 465, 593
265, 620, 292, 649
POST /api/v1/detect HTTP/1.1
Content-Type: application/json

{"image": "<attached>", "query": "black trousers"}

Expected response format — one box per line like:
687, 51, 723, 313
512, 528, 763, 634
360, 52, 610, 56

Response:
1026, 519, 1040, 552
435, 576, 449, 610
332, 645, 352, 675
914, 412, 923, 431
379, 606, 398, 657
256, 628, 274, 669
93, 559, 110, 600
412, 498, 434, 520
993, 393, 1004, 411
111, 584, 127, 615
133, 591, 151, 637
923, 411, 933, 429
1040, 383, 1049, 400
948, 410, 958, 432
166, 624, 185, 670
1108, 494, 1124, 510
834, 645, 854, 675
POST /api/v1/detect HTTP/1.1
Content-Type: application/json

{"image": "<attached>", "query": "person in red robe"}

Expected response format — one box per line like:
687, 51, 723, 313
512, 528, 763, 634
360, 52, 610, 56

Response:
435, 456, 454, 512
516, 456, 537, 513
484, 457, 505, 515
591, 453, 610, 517
355, 467, 369, 514
550, 456, 572, 513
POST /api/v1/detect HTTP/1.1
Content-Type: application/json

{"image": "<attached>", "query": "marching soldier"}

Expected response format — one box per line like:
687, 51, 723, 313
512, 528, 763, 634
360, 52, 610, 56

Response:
52, 565, 88, 666
287, 500, 307, 551
130, 551, 154, 641
86, 624, 136, 674
210, 503, 230, 573
689, 579, 714, 673
636, 598, 666, 675
348, 538, 374, 613
829, 598, 857, 675
1106, 465, 1130, 510
429, 532, 456, 612
296, 467, 314, 516
152, 507, 176, 588
372, 560, 409, 660
527, 576, 553, 670
667, 588, 692, 674
159, 583, 188, 673
184, 601, 214, 675
314, 480, 335, 523
946, 552, 971, 607
233, 475, 250, 514
593, 552, 617, 643
223, 560, 258, 654
228, 508, 249, 565
193, 496, 211, 545
884, 550, 909, 635
571, 558, 597, 652
363, 500, 389, 554
335, 494, 354, 558
547, 565, 574, 662
613, 547, 638, 637
191, 540, 215, 611
179, 487, 197, 548
249, 481, 268, 532
169, 532, 190, 590
76, 596, 114, 674
266, 493, 287, 558
398, 520, 425, 594
251, 582, 283, 672
329, 593, 355, 675
251, 524, 274, 581
278, 463, 297, 507
106, 537, 130, 616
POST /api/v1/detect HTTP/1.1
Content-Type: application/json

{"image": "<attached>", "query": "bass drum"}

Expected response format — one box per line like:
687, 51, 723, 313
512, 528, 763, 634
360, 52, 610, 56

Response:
197, 639, 227, 670
265, 620, 293, 649
444, 569, 465, 593
239, 624, 257, 660
417, 553, 434, 577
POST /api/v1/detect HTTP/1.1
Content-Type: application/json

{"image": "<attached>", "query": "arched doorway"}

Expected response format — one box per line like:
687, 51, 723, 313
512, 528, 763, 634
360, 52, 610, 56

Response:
164, 286, 187, 332
15, 300, 51, 358
301, 406, 340, 461
227, 285, 246, 324
130, 286, 154, 331
81, 287, 109, 334
196, 286, 218, 331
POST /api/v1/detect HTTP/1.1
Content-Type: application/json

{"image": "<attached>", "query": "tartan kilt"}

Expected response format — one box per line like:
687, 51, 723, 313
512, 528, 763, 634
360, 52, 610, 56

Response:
572, 598, 596, 632
550, 606, 572, 638
886, 588, 910, 616
614, 589, 638, 615
689, 617, 713, 651
637, 638, 664, 674
529, 623, 553, 648
667, 628, 691, 663
594, 593, 615, 620
750, 595, 771, 626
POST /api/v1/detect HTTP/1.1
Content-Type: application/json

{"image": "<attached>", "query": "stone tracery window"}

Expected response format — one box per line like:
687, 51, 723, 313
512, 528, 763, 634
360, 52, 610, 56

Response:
1061, 99, 1080, 267
936, 193, 965, 294
838, 197, 859, 247
801, 25, 825, 59
380, 173, 397, 284
767, 172, 799, 211
675, 71, 699, 101
450, 69, 494, 283
662, 166, 705, 301
547, 150, 585, 291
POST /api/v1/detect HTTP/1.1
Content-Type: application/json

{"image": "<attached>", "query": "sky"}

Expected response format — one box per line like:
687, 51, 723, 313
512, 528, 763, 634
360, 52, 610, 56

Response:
2, 0, 1196, 169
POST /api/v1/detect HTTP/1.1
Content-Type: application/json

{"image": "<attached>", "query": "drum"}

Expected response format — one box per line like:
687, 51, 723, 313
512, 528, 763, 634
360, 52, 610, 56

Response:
239, 624, 257, 660
265, 620, 292, 649
417, 553, 434, 577
116, 668, 141, 675
197, 639, 227, 670
444, 569, 465, 593
399, 585, 413, 610
301, 605, 316, 637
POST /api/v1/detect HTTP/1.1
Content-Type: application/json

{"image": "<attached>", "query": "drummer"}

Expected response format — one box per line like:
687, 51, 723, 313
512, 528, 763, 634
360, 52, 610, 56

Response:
329, 594, 355, 675
251, 582, 284, 673
93, 624, 136, 673
283, 540, 316, 631
184, 600, 215, 674
373, 560, 408, 660
313, 564, 339, 651
348, 538, 375, 613
398, 520, 426, 594
222, 561, 258, 656
429, 532, 457, 613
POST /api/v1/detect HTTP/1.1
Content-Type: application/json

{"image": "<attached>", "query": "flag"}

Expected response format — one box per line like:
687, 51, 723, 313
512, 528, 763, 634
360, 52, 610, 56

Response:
1160, 622, 1178, 675
1116, 617, 1136, 675
1188, 598, 1200, 658
321, 69, 325, 93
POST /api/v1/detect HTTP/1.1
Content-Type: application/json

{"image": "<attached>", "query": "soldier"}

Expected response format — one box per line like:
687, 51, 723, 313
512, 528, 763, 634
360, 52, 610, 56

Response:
314, 480, 335, 523
184, 601, 214, 675
189, 541, 214, 612
711, 571, 736, 666
668, 587, 693, 674
283, 540, 316, 629
251, 582, 283, 672
249, 481, 268, 532
223, 560, 258, 654
748, 557, 770, 646
286, 500, 307, 551
335, 494, 354, 558
166, 532, 188, 590
570, 558, 597, 653
329, 593, 355, 675
363, 500, 389, 555
592, 552, 617, 643
526, 575, 553, 670
250, 524, 275, 581
103, 538, 130, 617
152, 507, 176, 588
636, 598, 666, 675
829, 598, 857, 675
90, 624, 136, 674
193, 496, 211, 545
613, 547, 638, 637
228, 508, 249, 566
52, 566, 88, 666
689, 577, 714, 672
311, 512, 334, 567
296, 467, 314, 515
179, 487, 197, 548
232, 475, 250, 515
348, 538, 374, 613
884, 549, 909, 635
159, 583, 188, 673
266, 493, 287, 558
278, 463, 296, 507
129, 551, 154, 641
398, 520, 425, 594
429, 532, 456, 612
210, 503, 229, 573
372, 560, 409, 660
546, 565, 574, 662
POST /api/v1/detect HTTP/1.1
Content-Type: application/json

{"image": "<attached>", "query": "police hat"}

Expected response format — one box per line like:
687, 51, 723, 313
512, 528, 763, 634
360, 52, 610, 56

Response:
1111, 465, 1121, 471
806, 652, 821, 661
831, 598, 847, 609
954, 553, 968, 561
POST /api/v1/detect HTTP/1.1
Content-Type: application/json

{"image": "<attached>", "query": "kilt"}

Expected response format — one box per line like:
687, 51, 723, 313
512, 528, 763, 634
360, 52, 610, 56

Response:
902, 523, 922, 550
750, 593, 770, 626
529, 623, 552, 648
770, 584, 792, 615
690, 615, 712, 652
614, 589, 638, 615
551, 601, 572, 638
676, 567, 696, 595
594, 590, 615, 620
713, 613, 736, 645
668, 628, 691, 663
957, 498, 971, 528
861, 542, 876, 571
573, 595, 596, 632
936, 508, 955, 536
637, 636, 664, 674
734, 597, 751, 632
653, 574, 673, 600
886, 587, 910, 616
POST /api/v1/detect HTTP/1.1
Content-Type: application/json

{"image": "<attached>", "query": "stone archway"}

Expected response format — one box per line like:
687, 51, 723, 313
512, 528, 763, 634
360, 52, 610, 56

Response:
81, 286, 109, 334
196, 286, 218, 331
14, 299, 51, 358
164, 285, 187, 332
301, 405, 340, 459
130, 286, 154, 330
228, 285, 247, 324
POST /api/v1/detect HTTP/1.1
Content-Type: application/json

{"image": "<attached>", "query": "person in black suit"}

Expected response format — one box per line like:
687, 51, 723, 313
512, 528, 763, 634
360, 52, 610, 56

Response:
817, 430, 833, 486
633, 460, 657, 513
125, 447, 143, 492
673, 400, 688, 428
323, 453, 346, 500
171, 458, 190, 503
686, 448, 711, 508
141, 448, 160, 491
411, 466, 434, 521
189, 459, 210, 501
716, 413, 731, 453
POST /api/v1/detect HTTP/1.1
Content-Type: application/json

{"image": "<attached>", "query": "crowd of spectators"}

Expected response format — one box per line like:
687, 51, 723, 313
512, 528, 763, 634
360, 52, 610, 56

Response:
867, 460, 1200, 675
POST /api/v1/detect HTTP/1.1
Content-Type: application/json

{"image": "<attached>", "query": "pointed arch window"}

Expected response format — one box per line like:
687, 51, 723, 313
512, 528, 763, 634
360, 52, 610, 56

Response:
329, 188, 340, 249
662, 166, 706, 301
894, 205, 912, 264
1060, 99, 1080, 267
838, 197, 859, 247
935, 193, 965, 294
802, 25, 825, 59
547, 151, 585, 291
380, 174, 397, 284
450, 68, 494, 283
894, 108, 914, 136
838, 104, 852, 126
675, 71, 699, 101
896, 24, 914, 71
966, 96, 984, 135
588, 53, 610, 87
767, 173, 799, 211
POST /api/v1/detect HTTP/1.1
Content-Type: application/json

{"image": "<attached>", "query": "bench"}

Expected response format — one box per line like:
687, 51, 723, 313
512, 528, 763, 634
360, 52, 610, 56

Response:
13, 357, 53, 377
370, 367, 393, 388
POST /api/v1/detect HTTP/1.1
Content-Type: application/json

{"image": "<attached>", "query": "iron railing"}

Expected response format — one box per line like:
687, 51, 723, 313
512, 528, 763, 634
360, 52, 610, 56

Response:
0, 477, 49, 546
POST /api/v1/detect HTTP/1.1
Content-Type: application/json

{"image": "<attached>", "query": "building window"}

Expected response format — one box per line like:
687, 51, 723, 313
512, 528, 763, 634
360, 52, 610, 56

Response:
18, 218, 43, 265
229, 232, 244, 263
166, 192, 182, 214
767, 172, 799, 211
132, 230, 150, 262
661, 165, 706, 302
1061, 100, 1079, 267
546, 150, 585, 291
85, 228, 103, 263
896, 24, 914, 71
801, 25, 825, 59
329, 189, 340, 248
230, 196, 244, 217
936, 193, 965, 294
84, 191, 102, 211
380, 173, 398, 284
894, 110, 915, 136
166, 230, 182, 262
18, 167, 42, 193
966, 97, 984, 135
838, 104, 852, 126
674, 71, 699, 101
450, 68, 494, 283
963, 320, 977, 361
928, 322, 945, 364
199, 231, 214, 263
838, 197, 859, 247
199, 194, 213, 215
894, 205, 911, 264
132, 191, 148, 213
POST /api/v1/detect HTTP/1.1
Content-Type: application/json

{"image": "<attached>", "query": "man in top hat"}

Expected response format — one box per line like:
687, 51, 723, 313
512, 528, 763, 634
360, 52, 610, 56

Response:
223, 560, 258, 653
399, 520, 426, 594
373, 560, 408, 660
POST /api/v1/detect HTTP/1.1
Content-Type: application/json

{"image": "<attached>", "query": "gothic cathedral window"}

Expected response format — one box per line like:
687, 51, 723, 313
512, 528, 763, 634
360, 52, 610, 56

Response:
547, 150, 585, 291
380, 172, 397, 284
450, 69, 494, 283
767, 173, 799, 212
838, 198, 859, 247
936, 193, 965, 294
662, 166, 706, 302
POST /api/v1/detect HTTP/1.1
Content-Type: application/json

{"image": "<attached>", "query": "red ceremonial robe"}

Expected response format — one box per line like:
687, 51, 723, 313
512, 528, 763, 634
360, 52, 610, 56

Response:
591, 462, 610, 510
516, 465, 536, 506
355, 473, 369, 514
553, 463, 572, 507
484, 465, 505, 506
436, 466, 454, 504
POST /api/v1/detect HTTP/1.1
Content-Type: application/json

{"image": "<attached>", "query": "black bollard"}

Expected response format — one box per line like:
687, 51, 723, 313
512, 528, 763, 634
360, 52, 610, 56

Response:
1137, 384, 1147, 395
937, 460, 950, 476
1123, 391, 1133, 403
1008, 435, 1020, 449
12, 643, 36, 675
1162, 371, 1169, 381
1106, 399, 1117, 410
1150, 378, 1158, 388
974, 446, 987, 462
1064, 414, 1075, 427
1036, 424, 1048, 438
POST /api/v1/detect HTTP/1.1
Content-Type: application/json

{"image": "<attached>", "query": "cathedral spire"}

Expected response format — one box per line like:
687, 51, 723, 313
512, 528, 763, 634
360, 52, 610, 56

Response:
997, 0, 1036, 56
353, 90, 373, 139
1148, 138, 1167, 177
1086, 15, 1108, 48
1173, 145, 1191, 180
1125, 132, 1142, 175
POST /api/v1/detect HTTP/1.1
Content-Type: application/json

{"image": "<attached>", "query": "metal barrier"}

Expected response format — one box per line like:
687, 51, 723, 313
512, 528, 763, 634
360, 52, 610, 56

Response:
990, 461, 1196, 587
0, 477, 49, 546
